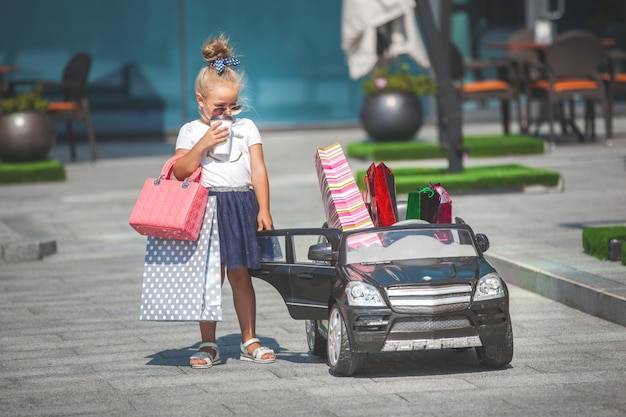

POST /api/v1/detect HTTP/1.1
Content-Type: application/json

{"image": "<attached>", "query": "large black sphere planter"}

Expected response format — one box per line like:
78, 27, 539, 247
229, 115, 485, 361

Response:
0, 112, 55, 162
360, 92, 424, 142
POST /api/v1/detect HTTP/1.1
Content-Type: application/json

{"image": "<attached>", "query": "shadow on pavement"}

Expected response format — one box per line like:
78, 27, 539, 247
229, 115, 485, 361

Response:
355, 349, 511, 378
144, 333, 316, 366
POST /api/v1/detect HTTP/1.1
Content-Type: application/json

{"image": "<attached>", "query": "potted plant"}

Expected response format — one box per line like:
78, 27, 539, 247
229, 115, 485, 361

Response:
360, 62, 436, 142
0, 86, 54, 162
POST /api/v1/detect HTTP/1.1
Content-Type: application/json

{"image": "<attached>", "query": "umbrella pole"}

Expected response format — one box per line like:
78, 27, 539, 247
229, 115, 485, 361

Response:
415, 0, 464, 173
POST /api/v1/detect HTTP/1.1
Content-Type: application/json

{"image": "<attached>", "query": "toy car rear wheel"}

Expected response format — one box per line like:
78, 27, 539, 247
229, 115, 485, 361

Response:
327, 304, 366, 376
305, 319, 327, 357
475, 318, 514, 368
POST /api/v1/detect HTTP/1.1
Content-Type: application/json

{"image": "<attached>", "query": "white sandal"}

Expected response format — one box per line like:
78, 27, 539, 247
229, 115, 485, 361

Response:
190, 342, 221, 369
240, 338, 275, 364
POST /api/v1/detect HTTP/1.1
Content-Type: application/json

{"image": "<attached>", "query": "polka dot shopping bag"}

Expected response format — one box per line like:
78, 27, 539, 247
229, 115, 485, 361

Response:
140, 196, 222, 321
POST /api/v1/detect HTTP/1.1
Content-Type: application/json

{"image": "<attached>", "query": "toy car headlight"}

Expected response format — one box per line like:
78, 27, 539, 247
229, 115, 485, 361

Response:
346, 282, 385, 307
474, 273, 505, 301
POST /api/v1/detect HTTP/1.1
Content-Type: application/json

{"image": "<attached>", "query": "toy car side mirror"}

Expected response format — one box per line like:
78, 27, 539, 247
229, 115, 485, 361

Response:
475, 233, 490, 253
308, 243, 334, 262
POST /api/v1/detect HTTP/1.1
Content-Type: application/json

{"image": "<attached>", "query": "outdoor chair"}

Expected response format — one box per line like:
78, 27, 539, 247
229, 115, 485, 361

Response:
449, 42, 523, 135
0, 65, 19, 98
505, 28, 543, 133
602, 48, 626, 135
525, 30, 611, 147
9, 52, 97, 161
462, 28, 540, 133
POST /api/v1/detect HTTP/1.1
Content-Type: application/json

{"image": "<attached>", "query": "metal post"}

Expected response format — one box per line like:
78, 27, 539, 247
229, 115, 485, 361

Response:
415, 0, 464, 173
177, 0, 189, 124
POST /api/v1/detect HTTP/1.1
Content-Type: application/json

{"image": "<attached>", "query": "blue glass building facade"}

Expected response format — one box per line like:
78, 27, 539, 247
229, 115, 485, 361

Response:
1, 0, 622, 137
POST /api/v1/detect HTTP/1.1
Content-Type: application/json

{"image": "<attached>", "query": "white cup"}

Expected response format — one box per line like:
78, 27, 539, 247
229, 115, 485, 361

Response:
210, 115, 234, 157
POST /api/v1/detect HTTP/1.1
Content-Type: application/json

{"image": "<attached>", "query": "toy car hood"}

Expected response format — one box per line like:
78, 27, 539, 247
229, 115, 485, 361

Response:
345, 257, 481, 286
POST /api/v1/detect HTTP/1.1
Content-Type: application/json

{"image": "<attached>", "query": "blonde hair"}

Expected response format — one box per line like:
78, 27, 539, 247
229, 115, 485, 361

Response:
194, 34, 246, 97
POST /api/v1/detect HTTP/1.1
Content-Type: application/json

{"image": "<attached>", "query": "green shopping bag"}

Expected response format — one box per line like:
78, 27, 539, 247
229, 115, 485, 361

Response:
405, 186, 434, 220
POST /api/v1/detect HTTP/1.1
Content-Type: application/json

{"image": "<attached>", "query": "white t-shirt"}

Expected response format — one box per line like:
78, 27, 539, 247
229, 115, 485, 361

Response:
175, 118, 263, 188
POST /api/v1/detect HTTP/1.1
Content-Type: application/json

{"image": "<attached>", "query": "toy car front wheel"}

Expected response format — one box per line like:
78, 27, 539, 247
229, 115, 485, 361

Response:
305, 319, 327, 357
475, 318, 514, 368
327, 304, 366, 376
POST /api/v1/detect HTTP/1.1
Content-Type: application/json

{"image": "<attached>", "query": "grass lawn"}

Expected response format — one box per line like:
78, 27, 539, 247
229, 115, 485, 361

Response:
347, 134, 545, 161
582, 226, 626, 263
0, 159, 66, 184
349, 133, 558, 194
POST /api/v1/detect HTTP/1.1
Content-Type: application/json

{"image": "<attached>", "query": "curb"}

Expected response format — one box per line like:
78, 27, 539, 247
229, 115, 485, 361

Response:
486, 252, 626, 327
1, 239, 57, 263
0, 218, 57, 263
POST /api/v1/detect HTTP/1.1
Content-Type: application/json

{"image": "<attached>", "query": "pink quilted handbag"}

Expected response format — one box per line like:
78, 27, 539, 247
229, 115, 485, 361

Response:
129, 155, 208, 240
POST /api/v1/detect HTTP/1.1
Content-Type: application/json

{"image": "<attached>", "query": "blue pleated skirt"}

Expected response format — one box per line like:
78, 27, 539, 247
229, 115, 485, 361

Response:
209, 189, 261, 271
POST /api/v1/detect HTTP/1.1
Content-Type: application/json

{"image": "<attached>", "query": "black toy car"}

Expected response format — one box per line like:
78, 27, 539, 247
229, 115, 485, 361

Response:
253, 219, 513, 376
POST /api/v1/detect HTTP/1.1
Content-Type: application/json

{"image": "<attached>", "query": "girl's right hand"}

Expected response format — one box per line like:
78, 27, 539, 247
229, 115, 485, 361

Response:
198, 121, 229, 152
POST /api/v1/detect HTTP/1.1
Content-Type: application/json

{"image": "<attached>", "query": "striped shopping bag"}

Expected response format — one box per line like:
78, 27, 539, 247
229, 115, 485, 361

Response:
314, 143, 381, 248
314, 142, 374, 231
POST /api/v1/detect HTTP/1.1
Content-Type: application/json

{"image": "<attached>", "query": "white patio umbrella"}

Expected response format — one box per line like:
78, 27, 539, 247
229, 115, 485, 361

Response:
341, 0, 430, 79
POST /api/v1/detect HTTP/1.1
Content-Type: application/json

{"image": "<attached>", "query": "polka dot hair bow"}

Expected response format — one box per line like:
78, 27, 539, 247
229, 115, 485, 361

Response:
208, 57, 240, 74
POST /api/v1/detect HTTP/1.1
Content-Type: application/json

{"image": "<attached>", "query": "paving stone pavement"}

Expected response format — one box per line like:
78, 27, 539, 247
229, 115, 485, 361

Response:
0, 117, 625, 416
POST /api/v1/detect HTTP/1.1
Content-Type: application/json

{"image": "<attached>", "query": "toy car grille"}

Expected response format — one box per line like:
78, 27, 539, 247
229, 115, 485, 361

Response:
386, 284, 472, 313
390, 317, 471, 332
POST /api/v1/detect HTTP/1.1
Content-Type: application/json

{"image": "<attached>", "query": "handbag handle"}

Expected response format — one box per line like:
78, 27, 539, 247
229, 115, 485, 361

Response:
159, 154, 203, 182
361, 174, 369, 203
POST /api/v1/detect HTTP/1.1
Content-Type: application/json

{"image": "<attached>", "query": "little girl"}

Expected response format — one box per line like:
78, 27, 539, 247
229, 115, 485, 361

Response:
172, 34, 275, 368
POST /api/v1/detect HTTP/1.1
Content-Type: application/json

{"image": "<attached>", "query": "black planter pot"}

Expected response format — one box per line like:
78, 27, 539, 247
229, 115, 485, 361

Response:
360, 91, 424, 142
0, 112, 55, 162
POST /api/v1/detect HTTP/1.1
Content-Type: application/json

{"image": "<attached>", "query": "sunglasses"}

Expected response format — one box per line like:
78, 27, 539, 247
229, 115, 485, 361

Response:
211, 104, 244, 116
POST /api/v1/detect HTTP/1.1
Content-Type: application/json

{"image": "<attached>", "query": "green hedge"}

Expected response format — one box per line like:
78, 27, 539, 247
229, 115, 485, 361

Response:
582, 226, 626, 261
0, 159, 66, 184
357, 164, 561, 194
347, 134, 545, 161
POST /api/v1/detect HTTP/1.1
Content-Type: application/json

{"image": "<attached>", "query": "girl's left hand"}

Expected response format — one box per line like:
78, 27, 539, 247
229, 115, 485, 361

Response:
257, 210, 273, 232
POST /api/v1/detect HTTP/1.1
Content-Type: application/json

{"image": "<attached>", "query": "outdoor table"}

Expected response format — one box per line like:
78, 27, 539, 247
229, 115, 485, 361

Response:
484, 38, 615, 51
484, 38, 616, 142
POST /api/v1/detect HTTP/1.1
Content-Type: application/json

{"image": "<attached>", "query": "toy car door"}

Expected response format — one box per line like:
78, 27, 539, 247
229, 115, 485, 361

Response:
252, 228, 340, 320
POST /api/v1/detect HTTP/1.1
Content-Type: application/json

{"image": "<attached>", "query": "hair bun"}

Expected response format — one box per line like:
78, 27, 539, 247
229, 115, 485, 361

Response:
201, 35, 232, 63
